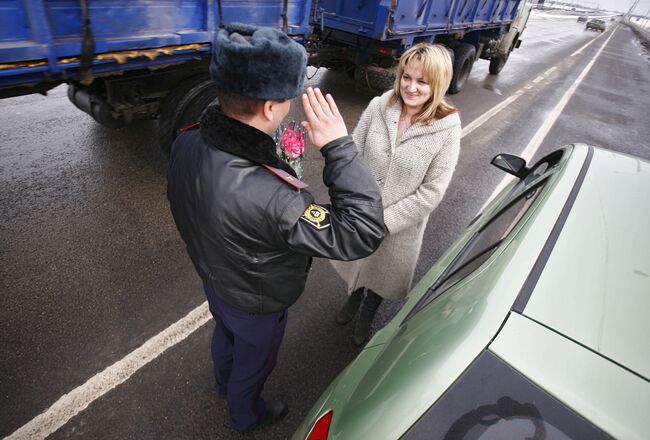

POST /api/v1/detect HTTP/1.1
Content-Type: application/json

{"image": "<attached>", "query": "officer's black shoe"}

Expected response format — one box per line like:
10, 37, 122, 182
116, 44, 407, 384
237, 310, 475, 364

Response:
336, 287, 365, 325
242, 400, 288, 432
259, 400, 289, 427
353, 290, 383, 346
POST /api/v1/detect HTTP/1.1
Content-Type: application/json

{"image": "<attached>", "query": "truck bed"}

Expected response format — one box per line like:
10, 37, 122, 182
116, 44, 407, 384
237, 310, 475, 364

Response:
0, 0, 312, 94
316, 0, 521, 41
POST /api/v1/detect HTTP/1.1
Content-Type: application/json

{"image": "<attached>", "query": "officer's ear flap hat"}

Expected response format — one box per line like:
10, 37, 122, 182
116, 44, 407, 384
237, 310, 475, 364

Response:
209, 23, 307, 101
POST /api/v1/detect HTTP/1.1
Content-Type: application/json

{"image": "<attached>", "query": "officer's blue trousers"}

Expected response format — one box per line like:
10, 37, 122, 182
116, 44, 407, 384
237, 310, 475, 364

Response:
203, 283, 287, 432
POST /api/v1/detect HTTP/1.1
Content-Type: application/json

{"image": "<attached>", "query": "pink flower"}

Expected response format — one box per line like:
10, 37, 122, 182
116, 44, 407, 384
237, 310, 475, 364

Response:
280, 124, 305, 159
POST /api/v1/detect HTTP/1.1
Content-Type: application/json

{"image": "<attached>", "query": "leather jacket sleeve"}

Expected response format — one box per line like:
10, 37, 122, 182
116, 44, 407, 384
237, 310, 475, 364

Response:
269, 136, 385, 261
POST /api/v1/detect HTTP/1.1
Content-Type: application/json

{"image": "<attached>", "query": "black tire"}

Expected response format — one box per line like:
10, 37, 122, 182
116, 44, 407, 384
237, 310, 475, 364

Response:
157, 75, 220, 157
489, 40, 514, 75
489, 55, 506, 75
354, 65, 396, 92
448, 43, 476, 94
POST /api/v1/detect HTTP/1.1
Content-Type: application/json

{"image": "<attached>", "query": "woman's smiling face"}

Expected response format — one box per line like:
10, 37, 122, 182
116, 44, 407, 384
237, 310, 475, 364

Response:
399, 60, 432, 111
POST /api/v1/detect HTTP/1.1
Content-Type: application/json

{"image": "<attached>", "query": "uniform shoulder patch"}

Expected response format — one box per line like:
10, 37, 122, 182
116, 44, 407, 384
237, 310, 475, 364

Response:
261, 164, 308, 190
300, 204, 331, 229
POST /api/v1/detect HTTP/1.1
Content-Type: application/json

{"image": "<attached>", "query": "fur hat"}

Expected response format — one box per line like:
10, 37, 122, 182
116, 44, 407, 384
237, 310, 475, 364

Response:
209, 23, 307, 101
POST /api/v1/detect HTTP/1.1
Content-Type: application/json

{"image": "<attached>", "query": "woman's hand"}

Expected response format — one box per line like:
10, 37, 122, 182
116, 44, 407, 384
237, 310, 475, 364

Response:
300, 87, 348, 150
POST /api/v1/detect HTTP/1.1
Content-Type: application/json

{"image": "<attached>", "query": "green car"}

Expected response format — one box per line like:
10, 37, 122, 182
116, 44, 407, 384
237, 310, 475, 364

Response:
294, 144, 650, 440
586, 19, 606, 32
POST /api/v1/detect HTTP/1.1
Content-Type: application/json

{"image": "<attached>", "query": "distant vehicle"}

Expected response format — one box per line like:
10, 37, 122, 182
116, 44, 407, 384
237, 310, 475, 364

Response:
577, 15, 589, 22
294, 144, 650, 440
586, 18, 606, 32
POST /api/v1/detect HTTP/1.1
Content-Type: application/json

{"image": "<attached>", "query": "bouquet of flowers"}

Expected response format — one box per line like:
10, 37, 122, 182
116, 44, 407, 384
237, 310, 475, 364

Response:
274, 120, 305, 178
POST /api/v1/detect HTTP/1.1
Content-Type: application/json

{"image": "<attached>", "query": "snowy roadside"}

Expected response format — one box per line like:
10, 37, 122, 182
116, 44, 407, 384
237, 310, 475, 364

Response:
626, 20, 650, 50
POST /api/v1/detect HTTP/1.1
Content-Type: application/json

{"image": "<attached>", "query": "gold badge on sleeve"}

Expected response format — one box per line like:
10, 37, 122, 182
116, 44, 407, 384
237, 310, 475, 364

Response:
300, 204, 331, 229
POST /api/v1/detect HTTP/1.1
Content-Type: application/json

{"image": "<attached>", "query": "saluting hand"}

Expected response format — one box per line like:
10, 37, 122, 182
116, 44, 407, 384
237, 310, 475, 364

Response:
300, 87, 348, 150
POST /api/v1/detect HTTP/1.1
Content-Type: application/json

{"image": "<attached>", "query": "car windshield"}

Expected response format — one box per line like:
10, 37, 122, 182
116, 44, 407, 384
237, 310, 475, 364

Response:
403, 150, 563, 322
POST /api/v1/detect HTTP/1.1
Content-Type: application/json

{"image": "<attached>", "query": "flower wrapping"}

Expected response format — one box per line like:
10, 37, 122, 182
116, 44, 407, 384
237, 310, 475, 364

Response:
274, 120, 305, 178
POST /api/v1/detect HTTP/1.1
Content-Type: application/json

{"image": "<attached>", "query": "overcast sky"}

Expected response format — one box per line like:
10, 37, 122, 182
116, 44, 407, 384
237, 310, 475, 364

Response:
602, 0, 650, 14
569, 0, 650, 14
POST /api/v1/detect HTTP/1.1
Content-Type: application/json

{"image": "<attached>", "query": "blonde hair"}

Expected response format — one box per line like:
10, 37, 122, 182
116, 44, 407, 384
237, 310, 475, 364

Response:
389, 43, 457, 123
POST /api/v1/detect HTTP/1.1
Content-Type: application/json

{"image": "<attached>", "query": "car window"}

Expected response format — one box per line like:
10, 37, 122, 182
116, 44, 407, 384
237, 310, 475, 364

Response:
412, 184, 543, 313
401, 351, 613, 440
434, 184, 543, 293
403, 150, 563, 323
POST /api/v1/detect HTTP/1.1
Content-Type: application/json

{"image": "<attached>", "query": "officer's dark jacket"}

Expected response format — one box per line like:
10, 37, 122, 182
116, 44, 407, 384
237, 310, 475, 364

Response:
167, 107, 384, 313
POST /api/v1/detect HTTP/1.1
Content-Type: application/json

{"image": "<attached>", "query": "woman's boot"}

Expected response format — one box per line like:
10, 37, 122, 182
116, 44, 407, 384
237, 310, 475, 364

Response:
336, 287, 365, 325
353, 290, 383, 346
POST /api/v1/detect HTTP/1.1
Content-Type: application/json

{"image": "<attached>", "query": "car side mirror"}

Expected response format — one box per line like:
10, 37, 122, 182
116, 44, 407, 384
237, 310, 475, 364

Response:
491, 153, 528, 179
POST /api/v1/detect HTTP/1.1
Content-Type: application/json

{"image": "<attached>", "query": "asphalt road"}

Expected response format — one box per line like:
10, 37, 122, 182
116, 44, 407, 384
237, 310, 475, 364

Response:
1, 12, 649, 440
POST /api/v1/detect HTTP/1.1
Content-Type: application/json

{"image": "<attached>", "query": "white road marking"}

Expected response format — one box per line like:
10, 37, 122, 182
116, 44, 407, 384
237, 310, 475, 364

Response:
571, 31, 604, 57
5, 303, 212, 440
544, 66, 558, 75
479, 27, 618, 213
461, 90, 524, 138
532, 75, 545, 83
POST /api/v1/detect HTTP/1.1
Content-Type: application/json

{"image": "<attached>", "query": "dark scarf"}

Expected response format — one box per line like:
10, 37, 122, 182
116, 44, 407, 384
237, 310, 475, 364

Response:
200, 106, 297, 177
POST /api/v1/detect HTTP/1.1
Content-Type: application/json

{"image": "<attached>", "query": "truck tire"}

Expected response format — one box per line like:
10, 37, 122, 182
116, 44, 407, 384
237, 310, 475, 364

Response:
157, 76, 220, 157
448, 43, 476, 94
489, 52, 509, 75
354, 65, 396, 92
490, 34, 519, 75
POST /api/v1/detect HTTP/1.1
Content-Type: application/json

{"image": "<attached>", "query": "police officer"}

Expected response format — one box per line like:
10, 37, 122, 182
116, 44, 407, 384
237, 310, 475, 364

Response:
166, 23, 384, 432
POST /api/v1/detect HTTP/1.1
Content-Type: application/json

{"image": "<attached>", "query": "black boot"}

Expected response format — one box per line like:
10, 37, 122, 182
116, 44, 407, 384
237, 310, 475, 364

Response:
243, 400, 289, 432
260, 400, 289, 427
353, 290, 383, 346
336, 287, 365, 325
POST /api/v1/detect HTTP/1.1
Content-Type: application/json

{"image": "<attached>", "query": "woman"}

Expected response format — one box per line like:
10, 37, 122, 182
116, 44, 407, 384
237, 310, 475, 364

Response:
332, 43, 461, 345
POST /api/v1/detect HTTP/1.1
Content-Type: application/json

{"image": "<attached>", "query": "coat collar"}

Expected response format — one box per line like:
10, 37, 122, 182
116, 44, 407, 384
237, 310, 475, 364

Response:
200, 106, 297, 177
379, 91, 461, 153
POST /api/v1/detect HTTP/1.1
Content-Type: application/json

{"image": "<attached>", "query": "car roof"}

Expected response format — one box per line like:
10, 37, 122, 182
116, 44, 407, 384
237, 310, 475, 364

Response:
490, 312, 650, 439
521, 147, 650, 380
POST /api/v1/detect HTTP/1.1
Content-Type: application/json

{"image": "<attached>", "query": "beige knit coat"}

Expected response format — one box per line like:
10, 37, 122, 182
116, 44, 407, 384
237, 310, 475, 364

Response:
331, 91, 461, 300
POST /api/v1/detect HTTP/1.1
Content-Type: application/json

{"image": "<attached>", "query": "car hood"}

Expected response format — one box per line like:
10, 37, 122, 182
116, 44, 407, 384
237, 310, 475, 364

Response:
521, 148, 650, 380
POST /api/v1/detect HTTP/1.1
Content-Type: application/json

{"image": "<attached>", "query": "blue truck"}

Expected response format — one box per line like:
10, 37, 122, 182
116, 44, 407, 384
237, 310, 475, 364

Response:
309, 0, 531, 92
0, 0, 530, 154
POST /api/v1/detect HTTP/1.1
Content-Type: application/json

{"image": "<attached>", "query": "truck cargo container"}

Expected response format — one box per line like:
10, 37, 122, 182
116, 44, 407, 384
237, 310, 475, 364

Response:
0, 0, 312, 154
307, 0, 531, 93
